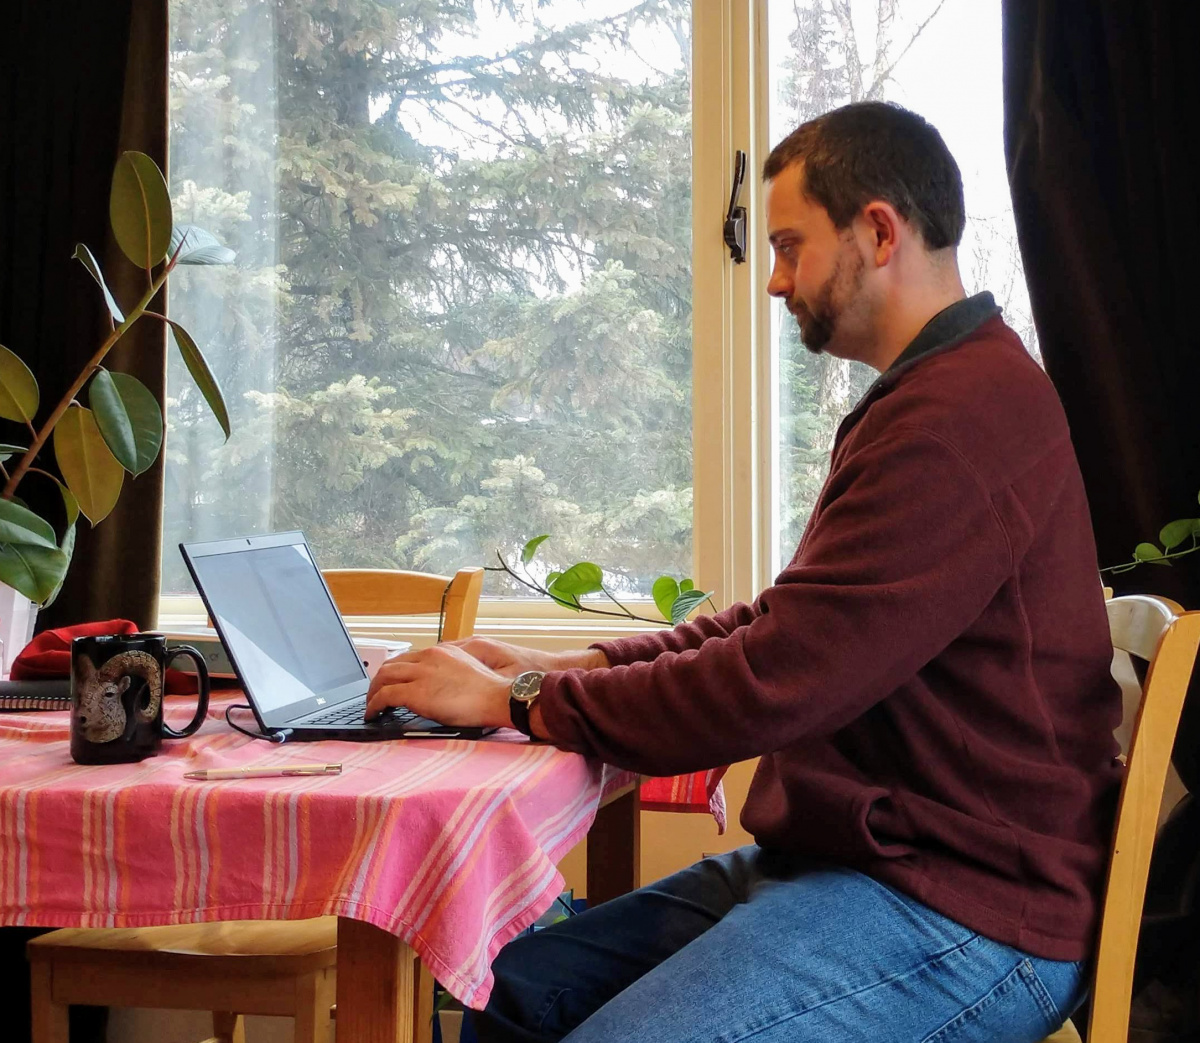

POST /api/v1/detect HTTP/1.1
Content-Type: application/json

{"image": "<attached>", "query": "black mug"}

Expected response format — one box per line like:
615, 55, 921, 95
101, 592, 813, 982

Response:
70, 633, 210, 765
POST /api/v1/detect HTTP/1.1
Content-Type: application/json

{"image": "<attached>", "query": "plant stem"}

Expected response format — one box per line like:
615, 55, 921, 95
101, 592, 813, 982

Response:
1099, 540, 1200, 574
489, 551, 666, 625
599, 585, 637, 619
1, 262, 173, 501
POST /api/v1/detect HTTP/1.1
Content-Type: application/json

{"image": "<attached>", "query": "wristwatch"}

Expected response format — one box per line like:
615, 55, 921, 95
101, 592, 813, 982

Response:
508, 670, 545, 737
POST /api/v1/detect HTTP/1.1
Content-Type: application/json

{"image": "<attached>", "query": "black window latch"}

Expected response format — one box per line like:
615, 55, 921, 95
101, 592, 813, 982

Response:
724, 149, 748, 264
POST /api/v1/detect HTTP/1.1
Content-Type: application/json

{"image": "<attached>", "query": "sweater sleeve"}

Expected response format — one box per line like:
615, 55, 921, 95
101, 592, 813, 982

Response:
591, 601, 759, 666
537, 426, 1015, 776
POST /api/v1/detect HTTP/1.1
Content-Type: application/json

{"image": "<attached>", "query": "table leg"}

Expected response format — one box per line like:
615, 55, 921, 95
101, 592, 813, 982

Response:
336, 916, 415, 1043
586, 785, 641, 906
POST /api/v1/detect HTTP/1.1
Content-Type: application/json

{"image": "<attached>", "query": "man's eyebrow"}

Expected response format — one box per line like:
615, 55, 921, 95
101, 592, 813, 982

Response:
768, 230, 799, 245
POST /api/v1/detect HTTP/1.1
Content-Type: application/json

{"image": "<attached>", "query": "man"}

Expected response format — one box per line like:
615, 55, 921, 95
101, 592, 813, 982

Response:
366, 102, 1122, 1042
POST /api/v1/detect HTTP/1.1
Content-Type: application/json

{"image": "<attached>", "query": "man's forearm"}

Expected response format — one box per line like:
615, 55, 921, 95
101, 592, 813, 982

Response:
554, 647, 609, 671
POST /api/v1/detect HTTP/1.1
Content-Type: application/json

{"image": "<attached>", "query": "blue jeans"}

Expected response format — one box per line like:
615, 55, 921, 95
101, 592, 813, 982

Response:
470, 846, 1085, 1042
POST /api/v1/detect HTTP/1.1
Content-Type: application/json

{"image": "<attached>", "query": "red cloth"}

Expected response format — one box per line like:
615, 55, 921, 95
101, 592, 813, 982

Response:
10, 620, 196, 693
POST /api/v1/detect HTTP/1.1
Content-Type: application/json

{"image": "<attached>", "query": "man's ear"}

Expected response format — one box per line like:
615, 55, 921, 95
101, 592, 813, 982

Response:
859, 200, 902, 266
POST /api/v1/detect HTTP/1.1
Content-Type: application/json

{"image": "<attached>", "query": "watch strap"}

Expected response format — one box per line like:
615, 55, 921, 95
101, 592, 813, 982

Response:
509, 693, 534, 737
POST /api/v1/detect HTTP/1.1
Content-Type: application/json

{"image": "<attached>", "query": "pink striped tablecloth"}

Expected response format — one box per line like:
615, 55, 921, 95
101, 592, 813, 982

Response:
0, 695, 720, 1008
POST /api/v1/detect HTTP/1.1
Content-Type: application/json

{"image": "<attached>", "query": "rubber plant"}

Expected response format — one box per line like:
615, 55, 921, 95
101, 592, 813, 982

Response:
0, 151, 232, 605
490, 535, 717, 625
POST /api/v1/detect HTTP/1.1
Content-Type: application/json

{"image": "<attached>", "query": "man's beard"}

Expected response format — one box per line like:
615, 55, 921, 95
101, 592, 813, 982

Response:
789, 240, 865, 355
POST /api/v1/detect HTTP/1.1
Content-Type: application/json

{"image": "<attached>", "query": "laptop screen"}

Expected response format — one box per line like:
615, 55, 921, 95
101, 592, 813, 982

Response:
183, 536, 366, 716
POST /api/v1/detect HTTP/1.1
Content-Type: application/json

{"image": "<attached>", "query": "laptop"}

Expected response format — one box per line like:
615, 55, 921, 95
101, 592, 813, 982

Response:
179, 531, 495, 741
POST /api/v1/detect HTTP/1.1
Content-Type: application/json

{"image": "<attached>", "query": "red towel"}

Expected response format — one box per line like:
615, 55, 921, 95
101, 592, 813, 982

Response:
9, 620, 197, 693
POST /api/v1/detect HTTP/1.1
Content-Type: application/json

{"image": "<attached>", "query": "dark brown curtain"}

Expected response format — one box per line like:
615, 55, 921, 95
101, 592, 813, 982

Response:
1003, 0, 1200, 1023
0, 0, 168, 632
1, 4, 165, 1035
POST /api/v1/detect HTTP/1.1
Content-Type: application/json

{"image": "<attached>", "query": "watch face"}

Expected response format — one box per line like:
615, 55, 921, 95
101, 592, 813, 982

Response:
512, 671, 544, 701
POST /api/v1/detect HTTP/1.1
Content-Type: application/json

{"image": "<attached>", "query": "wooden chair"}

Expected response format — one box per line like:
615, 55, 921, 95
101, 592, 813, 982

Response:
322, 565, 484, 640
27, 566, 485, 1043
1040, 595, 1200, 1043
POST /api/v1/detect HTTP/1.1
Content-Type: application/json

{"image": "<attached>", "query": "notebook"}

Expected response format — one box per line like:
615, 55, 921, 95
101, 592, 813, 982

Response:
0, 679, 72, 711
179, 531, 494, 741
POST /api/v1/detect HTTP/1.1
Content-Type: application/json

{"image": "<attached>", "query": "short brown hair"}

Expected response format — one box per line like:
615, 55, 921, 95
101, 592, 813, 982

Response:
763, 102, 965, 250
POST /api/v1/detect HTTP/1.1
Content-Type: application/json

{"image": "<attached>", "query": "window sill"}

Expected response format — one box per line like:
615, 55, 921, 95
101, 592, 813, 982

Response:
155, 606, 666, 652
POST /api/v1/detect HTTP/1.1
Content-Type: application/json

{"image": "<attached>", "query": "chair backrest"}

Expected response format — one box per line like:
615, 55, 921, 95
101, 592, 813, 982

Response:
1086, 595, 1200, 1042
321, 567, 485, 641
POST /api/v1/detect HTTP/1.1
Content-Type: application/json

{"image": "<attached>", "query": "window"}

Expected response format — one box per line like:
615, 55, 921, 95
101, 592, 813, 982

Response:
161, 0, 1031, 640
164, 0, 698, 621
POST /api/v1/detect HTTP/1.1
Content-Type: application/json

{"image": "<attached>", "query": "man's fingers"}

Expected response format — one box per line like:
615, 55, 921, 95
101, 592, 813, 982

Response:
365, 680, 418, 719
365, 662, 420, 717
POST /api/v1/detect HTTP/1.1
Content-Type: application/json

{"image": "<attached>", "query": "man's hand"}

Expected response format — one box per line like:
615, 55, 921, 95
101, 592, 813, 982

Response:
445, 637, 609, 677
365, 644, 512, 728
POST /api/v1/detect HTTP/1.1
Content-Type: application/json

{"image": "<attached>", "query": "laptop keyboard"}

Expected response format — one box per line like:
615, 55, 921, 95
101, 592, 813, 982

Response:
305, 698, 419, 727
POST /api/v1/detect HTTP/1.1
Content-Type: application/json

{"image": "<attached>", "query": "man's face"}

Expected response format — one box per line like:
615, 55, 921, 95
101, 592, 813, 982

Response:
766, 162, 869, 357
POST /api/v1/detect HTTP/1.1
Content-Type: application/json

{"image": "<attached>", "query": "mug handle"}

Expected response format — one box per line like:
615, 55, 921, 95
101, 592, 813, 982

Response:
162, 645, 211, 739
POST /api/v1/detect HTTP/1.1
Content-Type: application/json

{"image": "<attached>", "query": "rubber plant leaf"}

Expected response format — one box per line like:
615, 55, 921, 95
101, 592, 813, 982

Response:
90, 369, 163, 476
0, 498, 67, 603
0, 344, 39, 424
168, 320, 231, 439
169, 224, 236, 265
54, 404, 125, 523
110, 151, 172, 271
40, 480, 80, 609
72, 244, 125, 323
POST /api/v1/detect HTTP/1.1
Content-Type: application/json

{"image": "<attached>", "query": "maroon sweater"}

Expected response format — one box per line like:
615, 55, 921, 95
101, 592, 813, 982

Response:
538, 305, 1122, 961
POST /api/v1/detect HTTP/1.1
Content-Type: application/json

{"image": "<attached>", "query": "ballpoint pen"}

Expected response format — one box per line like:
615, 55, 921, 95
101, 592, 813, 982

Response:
184, 763, 342, 781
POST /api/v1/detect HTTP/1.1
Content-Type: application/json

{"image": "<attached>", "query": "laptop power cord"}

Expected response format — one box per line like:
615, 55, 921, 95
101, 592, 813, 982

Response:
224, 703, 292, 743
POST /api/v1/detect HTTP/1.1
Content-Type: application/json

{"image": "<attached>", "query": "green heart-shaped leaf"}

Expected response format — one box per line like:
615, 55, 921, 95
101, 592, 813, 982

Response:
110, 151, 172, 271
669, 588, 712, 625
72, 244, 125, 323
545, 571, 581, 611
652, 575, 679, 620
89, 369, 163, 475
54, 404, 125, 523
552, 561, 604, 597
680, 578, 694, 593
1160, 518, 1200, 551
0, 344, 39, 424
169, 224, 236, 265
522, 534, 551, 564
168, 320, 231, 439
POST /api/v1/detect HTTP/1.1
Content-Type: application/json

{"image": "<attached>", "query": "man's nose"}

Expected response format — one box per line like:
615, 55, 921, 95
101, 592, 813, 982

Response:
766, 264, 791, 299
